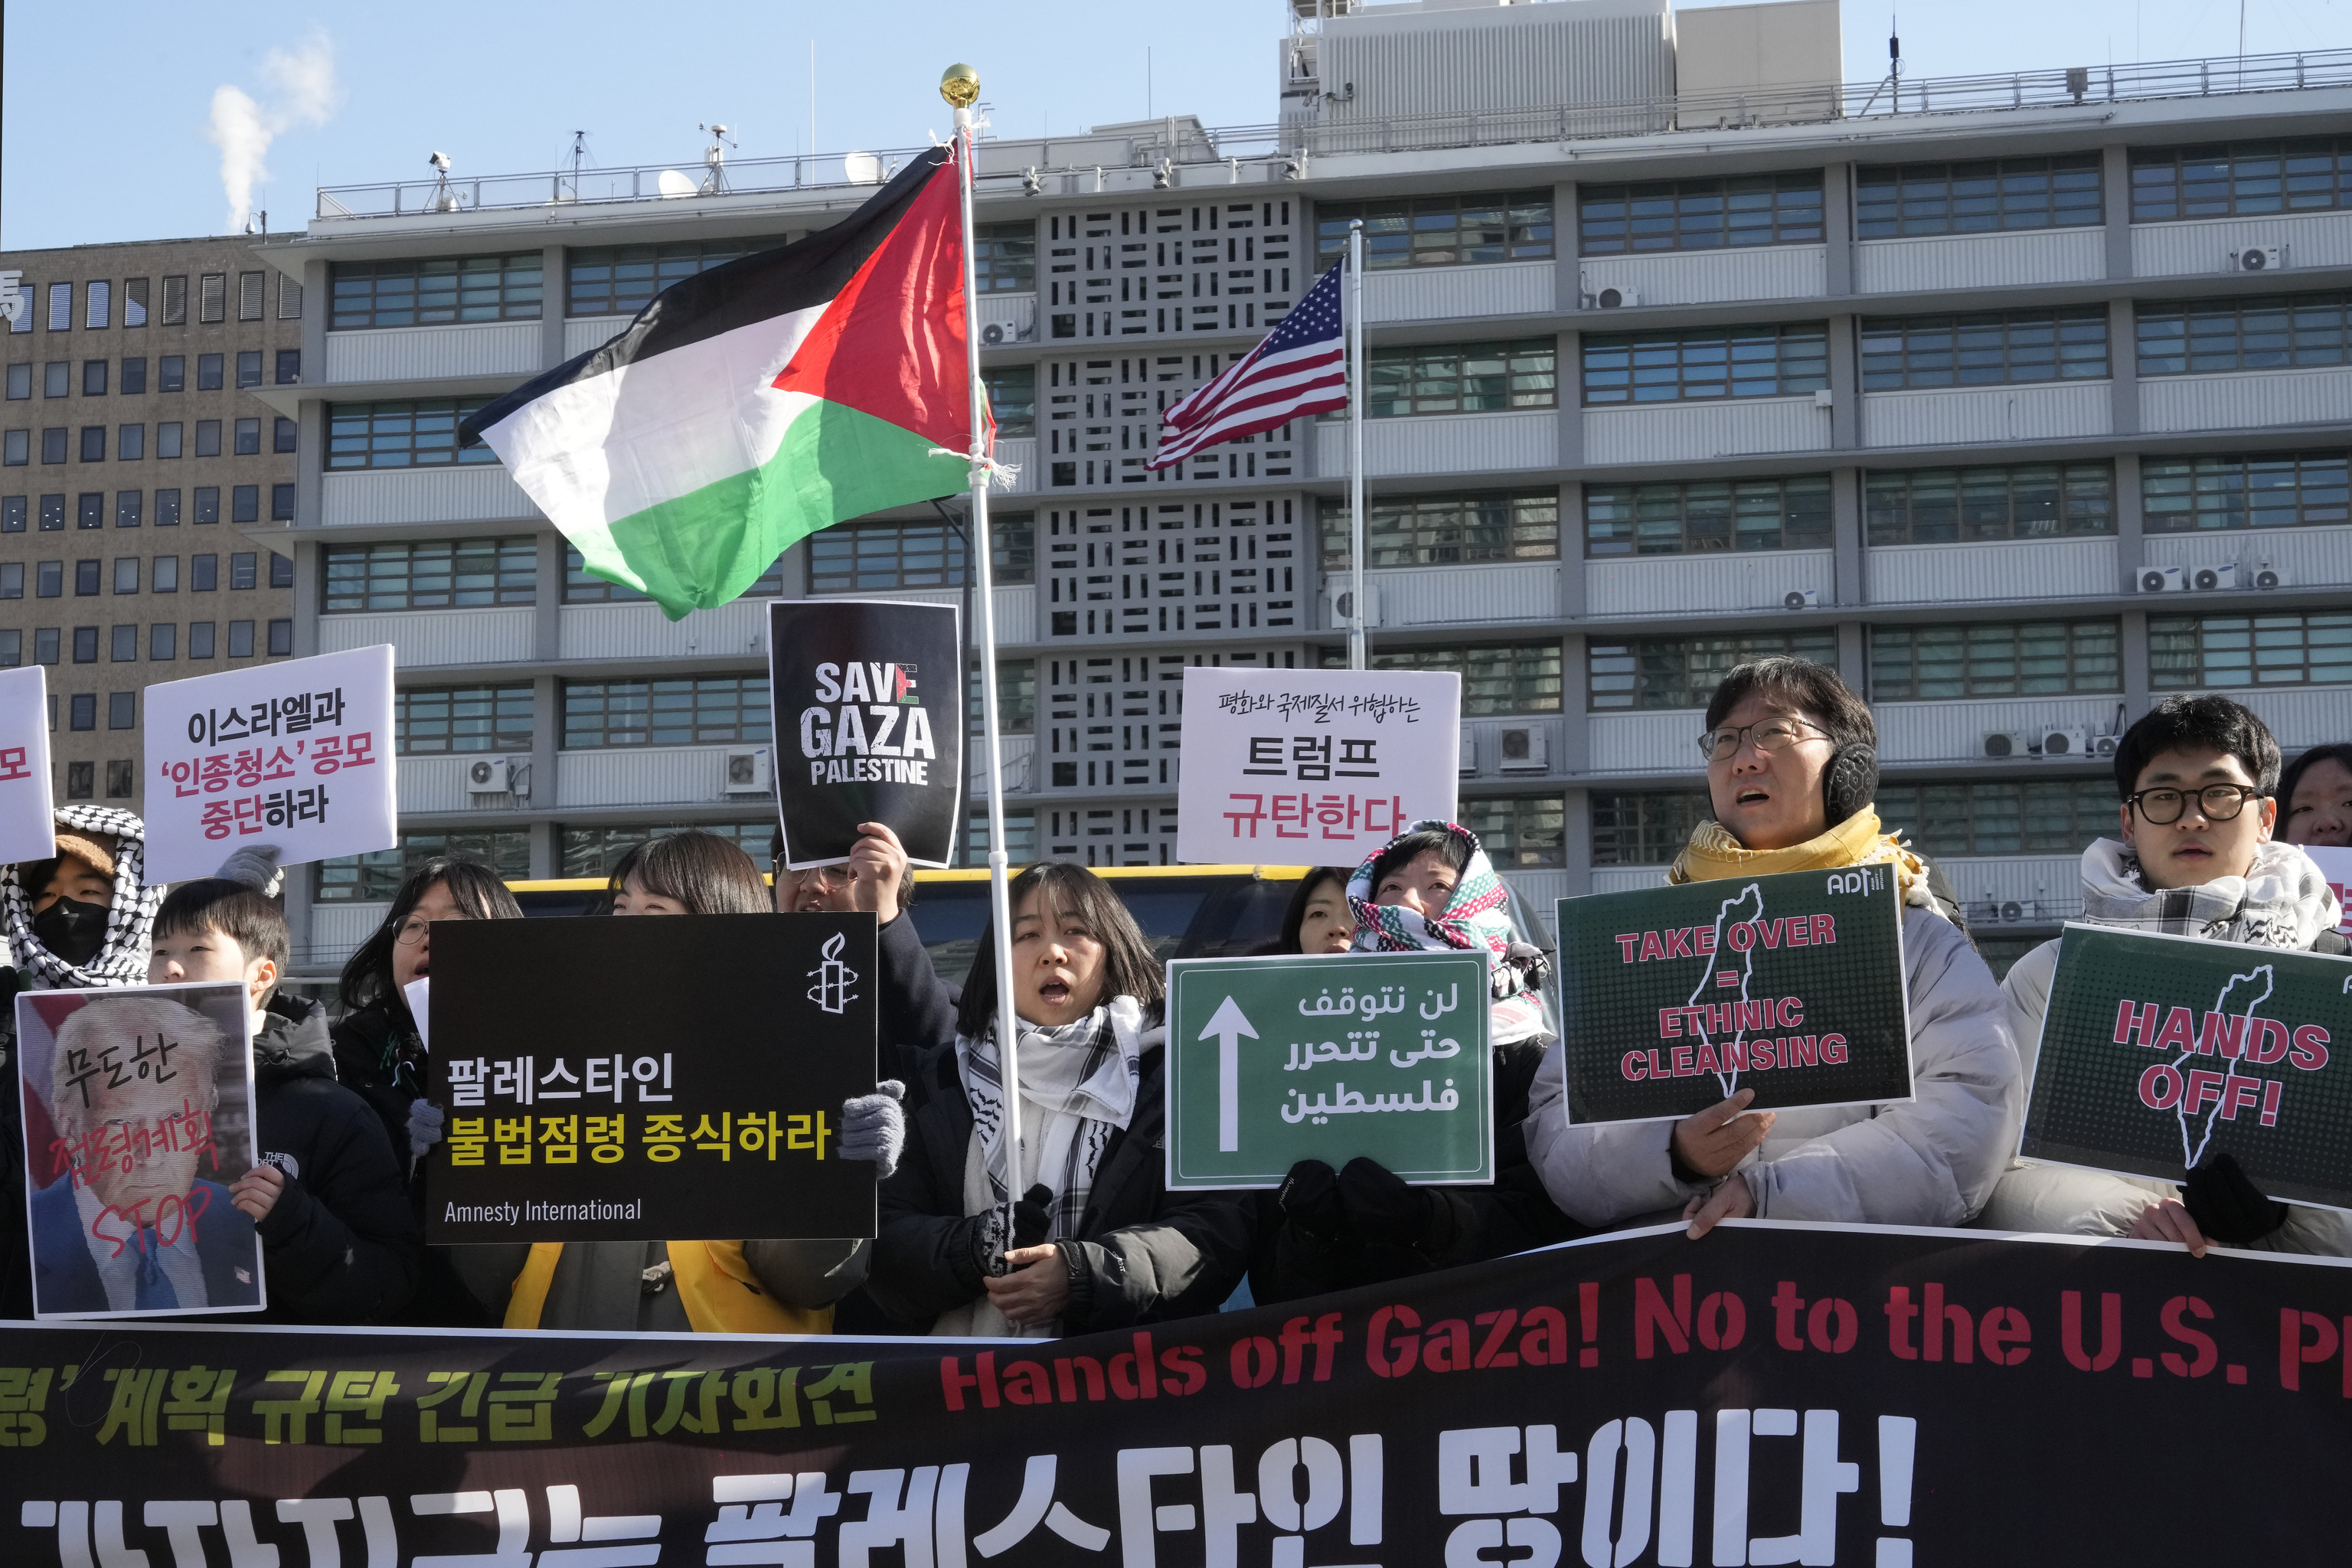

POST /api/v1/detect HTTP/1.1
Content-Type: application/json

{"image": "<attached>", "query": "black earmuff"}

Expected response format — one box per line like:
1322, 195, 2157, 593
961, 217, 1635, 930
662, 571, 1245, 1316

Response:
1823, 741, 1880, 827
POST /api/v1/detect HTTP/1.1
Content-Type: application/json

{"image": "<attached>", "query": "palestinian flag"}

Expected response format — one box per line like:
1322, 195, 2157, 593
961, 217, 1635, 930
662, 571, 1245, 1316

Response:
459, 147, 976, 620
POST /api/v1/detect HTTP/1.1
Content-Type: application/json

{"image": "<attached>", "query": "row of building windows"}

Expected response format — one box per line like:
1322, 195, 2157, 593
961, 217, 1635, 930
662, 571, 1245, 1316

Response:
4, 421, 296, 466
1585, 612, 2350, 709
315, 823, 795, 901
328, 255, 545, 331
1, 551, 290, 598
3, 351, 300, 397
2, 488, 299, 530
9, 273, 299, 335
0, 619, 291, 668
48, 757, 143, 802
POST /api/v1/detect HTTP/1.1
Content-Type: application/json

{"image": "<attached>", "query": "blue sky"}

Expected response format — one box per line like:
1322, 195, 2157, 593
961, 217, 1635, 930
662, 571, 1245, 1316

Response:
4, 0, 2347, 251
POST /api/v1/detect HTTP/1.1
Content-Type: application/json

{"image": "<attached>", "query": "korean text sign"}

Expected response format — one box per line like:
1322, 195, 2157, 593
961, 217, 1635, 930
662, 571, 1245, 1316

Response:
2023, 923, 2352, 1211
2305, 844, 2352, 939
769, 599, 965, 869
1175, 667, 1460, 867
1555, 866, 1914, 1125
15, 982, 265, 1320
0, 665, 55, 864
1166, 951, 1492, 1189
139, 645, 396, 884
426, 913, 879, 1243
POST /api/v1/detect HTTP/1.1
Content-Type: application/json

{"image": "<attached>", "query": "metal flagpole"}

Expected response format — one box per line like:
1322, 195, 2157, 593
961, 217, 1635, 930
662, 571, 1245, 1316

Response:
1348, 219, 1367, 671
943, 63, 1024, 1165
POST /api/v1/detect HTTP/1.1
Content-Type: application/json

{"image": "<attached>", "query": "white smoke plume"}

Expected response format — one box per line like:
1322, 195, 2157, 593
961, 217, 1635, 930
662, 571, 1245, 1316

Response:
205, 34, 341, 232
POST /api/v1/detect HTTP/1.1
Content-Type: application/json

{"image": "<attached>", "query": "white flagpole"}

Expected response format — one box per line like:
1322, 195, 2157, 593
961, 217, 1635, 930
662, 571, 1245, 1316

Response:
1348, 219, 1367, 672
946, 67, 1024, 1168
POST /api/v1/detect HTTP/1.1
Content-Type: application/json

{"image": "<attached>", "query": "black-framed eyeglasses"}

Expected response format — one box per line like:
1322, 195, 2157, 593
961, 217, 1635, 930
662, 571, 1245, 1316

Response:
1697, 717, 1825, 763
2125, 783, 2265, 825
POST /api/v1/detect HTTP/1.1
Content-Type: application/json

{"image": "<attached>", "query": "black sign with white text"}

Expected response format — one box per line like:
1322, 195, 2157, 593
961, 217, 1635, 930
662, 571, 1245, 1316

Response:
424, 913, 877, 1243
769, 598, 965, 869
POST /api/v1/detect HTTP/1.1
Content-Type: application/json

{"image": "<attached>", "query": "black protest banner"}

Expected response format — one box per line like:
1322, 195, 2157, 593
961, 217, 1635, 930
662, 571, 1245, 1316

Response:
770, 598, 965, 868
7, 1222, 2352, 1564
2024, 923, 2352, 1210
1557, 866, 1913, 1125
426, 913, 877, 1243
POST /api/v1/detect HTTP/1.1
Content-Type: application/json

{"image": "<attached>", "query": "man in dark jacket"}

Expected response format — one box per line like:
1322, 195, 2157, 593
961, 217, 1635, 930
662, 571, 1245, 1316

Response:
150, 877, 423, 1322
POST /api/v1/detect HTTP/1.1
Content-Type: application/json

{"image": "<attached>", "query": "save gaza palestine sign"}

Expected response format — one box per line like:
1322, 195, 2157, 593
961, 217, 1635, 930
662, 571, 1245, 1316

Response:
1556, 867, 1913, 1125
2024, 923, 2352, 1211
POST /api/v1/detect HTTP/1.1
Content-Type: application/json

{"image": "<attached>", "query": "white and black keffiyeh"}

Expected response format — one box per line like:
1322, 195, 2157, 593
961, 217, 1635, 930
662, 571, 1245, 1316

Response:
2, 805, 161, 990
2079, 837, 2340, 950
955, 995, 1160, 1243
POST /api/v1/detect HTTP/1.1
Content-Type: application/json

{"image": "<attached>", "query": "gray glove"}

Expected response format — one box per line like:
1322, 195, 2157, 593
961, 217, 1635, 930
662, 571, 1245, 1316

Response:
407, 1099, 446, 1162
840, 1080, 906, 1179
215, 844, 285, 897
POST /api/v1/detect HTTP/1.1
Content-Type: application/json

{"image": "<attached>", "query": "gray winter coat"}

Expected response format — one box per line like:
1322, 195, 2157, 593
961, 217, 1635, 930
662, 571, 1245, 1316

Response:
1527, 904, 2021, 1229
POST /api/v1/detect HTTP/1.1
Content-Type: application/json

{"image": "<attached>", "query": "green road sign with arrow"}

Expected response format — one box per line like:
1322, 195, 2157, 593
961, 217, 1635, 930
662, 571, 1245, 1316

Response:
1165, 951, 1494, 1190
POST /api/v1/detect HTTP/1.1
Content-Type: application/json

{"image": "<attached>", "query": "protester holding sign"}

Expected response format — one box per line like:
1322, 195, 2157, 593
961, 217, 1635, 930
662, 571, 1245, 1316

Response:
2278, 742, 2352, 847
1982, 697, 2350, 1256
1253, 825, 1577, 1303
871, 861, 1254, 1336
149, 869, 421, 1322
1527, 658, 2020, 1238
773, 821, 959, 1089
330, 857, 524, 1328
452, 831, 906, 1334
1, 807, 163, 1317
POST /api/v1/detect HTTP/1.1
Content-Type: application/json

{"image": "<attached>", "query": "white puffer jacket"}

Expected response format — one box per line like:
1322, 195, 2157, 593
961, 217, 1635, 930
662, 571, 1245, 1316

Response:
1527, 905, 2022, 1228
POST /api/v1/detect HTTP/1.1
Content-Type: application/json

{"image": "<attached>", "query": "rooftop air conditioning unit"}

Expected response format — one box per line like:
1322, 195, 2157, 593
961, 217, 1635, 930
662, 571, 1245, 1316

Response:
1783, 588, 1821, 610
1999, 900, 2028, 923
2193, 563, 2240, 591
1325, 581, 1380, 630
724, 747, 772, 794
2253, 560, 2289, 589
466, 756, 509, 795
1458, 734, 1479, 779
2230, 247, 2285, 273
1592, 285, 1640, 309
1984, 730, 2034, 760
1498, 726, 1549, 773
2138, 566, 2185, 593
2091, 733, 2120, 759
2040, 727, 2090, 759
982, 322, 1009, 345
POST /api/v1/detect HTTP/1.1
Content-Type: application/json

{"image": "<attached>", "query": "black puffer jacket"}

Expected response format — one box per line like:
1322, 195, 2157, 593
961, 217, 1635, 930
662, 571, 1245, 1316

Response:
330, 998, 491, 1327
1250, 1036, 1584, 1304
246, 994, 423, 1323
870, 1023, 1256, 1333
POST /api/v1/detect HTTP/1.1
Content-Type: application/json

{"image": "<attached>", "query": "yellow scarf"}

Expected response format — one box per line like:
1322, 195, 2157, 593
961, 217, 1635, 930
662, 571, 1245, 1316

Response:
1667, 808, 1929, 903
503, 1242, 835, 1336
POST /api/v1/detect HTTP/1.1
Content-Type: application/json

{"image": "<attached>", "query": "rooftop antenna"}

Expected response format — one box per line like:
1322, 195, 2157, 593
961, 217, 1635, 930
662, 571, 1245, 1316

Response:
427, 150, 459, 213
699, 122, 737, 195
1858, 15, 1902, 115
561, 130, 592, 202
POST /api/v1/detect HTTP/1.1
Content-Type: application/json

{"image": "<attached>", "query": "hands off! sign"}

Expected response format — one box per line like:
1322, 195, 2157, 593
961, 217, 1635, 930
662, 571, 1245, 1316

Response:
1175, 667, 1461, 867
1556, 867, 1914, 1125
139, 645, 397, 884
2024, 923, 2352, 1210
1165, 951, 1492, 1188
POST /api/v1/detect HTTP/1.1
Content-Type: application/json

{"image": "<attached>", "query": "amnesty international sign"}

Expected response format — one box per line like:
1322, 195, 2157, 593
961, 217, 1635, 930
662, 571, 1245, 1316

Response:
1556, 866, 1913, 1125
2023, 923, 2352, 1211
1165, 952, 1493, 1188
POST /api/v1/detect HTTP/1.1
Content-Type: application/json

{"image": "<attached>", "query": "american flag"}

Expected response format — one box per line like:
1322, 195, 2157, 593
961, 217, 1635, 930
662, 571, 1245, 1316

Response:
1145, 261, 1348, 469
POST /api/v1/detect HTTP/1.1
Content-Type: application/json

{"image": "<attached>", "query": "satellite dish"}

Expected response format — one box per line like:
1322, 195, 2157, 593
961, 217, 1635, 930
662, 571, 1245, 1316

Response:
656, 168, 698, 199
844, 151, 884, 185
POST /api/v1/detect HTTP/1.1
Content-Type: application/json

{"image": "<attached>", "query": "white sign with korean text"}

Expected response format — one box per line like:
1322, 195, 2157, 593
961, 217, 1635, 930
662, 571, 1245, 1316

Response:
0, 666, 56, 864
140, 646, 397, 884
2308, 844, 2352, 939
1176, 667, 1461, 867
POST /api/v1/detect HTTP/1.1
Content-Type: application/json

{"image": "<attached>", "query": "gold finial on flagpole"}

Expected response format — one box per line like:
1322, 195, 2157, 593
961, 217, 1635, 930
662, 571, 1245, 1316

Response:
940, 64, 981, 108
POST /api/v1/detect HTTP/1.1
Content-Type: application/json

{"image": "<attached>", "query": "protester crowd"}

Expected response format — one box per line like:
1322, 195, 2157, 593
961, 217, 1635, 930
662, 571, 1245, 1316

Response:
1, 666, 2344, 1335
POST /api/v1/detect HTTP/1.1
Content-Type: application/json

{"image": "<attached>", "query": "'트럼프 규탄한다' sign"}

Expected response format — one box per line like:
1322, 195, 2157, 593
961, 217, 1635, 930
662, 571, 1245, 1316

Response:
1555, 866, 1913, 1125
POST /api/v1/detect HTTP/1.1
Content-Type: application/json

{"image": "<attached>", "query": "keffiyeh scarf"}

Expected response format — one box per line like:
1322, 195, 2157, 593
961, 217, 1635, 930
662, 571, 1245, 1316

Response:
1348, 820, 1547, 1041
2078, 837, 2339, 950
955, 995, 1160, 1244
1668, 808, 1940, 913
2, 805, 162, 990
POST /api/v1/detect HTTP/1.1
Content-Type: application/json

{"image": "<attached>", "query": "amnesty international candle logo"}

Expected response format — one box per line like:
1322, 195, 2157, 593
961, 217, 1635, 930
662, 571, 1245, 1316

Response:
2023, 924, 2352, 1210
808, 933, 861, 1016
1556, 867, 1915, 1125
769, 600, 965, 869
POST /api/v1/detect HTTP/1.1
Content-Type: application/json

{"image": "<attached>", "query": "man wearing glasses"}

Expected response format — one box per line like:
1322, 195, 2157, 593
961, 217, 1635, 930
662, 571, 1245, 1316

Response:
1984, 694, 2350, 1256
1526, 656, 2020, 1241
